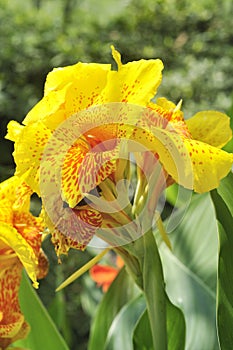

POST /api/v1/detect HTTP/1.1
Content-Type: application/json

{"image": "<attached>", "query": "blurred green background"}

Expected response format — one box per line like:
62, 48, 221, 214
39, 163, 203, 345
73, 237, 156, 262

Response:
0, 0, 233, 349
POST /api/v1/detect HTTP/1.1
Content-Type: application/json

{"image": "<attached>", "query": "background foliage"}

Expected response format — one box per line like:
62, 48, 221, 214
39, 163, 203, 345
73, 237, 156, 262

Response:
1, 1, 233, 349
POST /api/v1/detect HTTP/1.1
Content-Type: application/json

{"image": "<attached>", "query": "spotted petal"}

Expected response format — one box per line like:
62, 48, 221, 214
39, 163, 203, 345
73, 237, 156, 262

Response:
184, 139, 233, 192
186, 111, 232, 148
0, 175, 21, 202
43, 203, 102, 255
7, 121, 52, 195
0, 263, 30, 347
0, 223, 41, 288
23, 86, 69, 129
96, 47, 163, 106
24, 63, 111, 130
61, 138, 118, 207
44, 62, 110, 95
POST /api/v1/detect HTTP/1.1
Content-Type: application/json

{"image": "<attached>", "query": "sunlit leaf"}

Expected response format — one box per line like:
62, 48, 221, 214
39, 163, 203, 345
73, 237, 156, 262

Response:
159, 193, 219, 350
133, 310, 153, 350
133, 296, 186, 350
13, 271, 69, 350
166, 295, 186, 350
88, 267, 138, 350
142, 230, 185, 349
105, 294, 146, 350
211, 172, 233, 349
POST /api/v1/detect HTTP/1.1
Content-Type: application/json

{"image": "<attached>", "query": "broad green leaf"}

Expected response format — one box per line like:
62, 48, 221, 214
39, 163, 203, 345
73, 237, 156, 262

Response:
105, 294, 146, 350
133, 310, 153, 350
48, 291, 72, 346
88, 267, 138, 350
165, 183, 192, 208
166, 295, 186, 350
13, 271, 69, 350
133, 297, 185, 350
211, 173, 233, 350
214, 172, 233, 216
159, 193, 219, 350
223, 105, 233, 153
142, 230, 185, 350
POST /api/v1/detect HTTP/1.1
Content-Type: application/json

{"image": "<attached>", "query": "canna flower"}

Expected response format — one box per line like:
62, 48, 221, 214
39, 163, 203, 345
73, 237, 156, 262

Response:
6, 47, 233, 253
90, 255, 124, 292
6, 46, 164, 253
0, 176, 48, 349
132, 97, 233, 193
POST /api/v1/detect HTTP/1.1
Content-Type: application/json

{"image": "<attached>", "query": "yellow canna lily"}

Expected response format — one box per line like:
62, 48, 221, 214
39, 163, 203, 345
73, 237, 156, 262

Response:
131, 97, 233, 193
6, 47, 233, 253
0, 176, 48, 348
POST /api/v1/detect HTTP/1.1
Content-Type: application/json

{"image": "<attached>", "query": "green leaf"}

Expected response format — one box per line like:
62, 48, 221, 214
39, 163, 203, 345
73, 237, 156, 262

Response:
142, 230, 168, 350
88, 267, 138, 350
47, 291, 72, 346
166, 295, 186, 350
133, 297, 186, 350
142, 230, 185, 350
105, 294, 146, 350
13, 271, 69, 350
214, 172, 233, 216
133, 310, 153, 350
159, 193, 219, 350
211, 173, 233, 349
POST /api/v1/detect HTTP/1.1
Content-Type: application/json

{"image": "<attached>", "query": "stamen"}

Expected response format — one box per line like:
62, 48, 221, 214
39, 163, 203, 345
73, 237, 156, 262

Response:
174, 99, 183, 112
56, 247, 111, 291
111, 45, 122, 70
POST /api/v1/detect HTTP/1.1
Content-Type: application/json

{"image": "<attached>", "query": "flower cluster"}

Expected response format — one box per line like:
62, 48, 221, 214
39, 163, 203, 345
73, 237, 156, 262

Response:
0, 177, 48, 348
1, 46, 233, 347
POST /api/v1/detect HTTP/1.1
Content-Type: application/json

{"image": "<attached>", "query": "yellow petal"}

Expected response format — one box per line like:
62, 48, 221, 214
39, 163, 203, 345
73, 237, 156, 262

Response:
63, 64, 110, 120
0, 199, 13, 224
23, 86, 68, 129
148, 101, 190, 138
0, 223, 39, 287
0, 263, 25, 341
24, 63, 111, 130
0, 177, 33, 221
7, 321, 30, 348
183, 139, 233, 193
186, 111, 232, 148
13, 212, 43, 258
5, 120, 24, 142
128, 124, 193, 189
61, 138, 117, 207
43, 204, 102, 255
156, 97, 176, 110
12, 122, 52, 195
44, 62, 110, 95
13, 182, 32, 213
0, 176, 21, 202
96, 58, 163, 106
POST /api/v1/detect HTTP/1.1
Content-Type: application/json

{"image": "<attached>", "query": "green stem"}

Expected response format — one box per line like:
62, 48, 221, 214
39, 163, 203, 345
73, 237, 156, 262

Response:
117, 230, 167, 350
142, 229, 167, 350
115, 246, 143, 289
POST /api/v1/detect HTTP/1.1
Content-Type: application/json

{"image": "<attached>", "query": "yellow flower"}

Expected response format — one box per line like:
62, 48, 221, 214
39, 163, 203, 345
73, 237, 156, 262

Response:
6, 47, 163, 201
6, 47, 233, 252
130, 97, 233, 193
0, 261, 30, 350
0, 176, 47, 348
